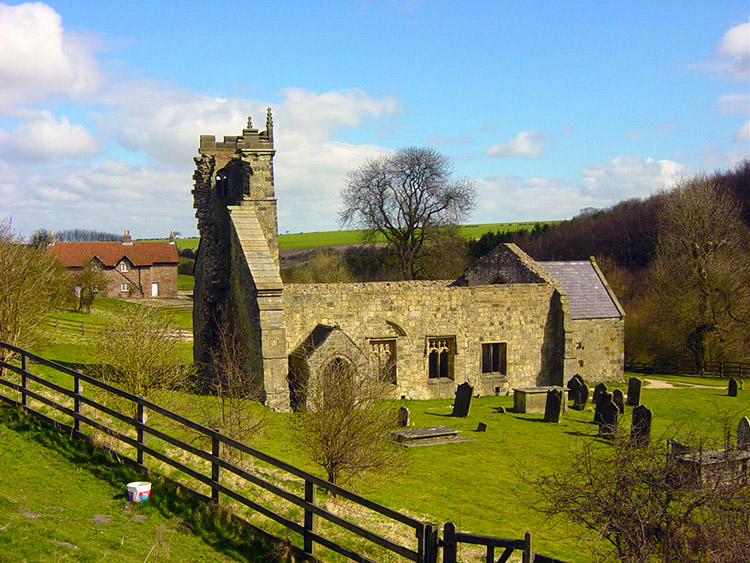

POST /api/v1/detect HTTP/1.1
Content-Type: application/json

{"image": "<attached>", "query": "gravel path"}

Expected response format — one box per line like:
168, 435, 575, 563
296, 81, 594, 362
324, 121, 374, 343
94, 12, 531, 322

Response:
643, 378, 716, 389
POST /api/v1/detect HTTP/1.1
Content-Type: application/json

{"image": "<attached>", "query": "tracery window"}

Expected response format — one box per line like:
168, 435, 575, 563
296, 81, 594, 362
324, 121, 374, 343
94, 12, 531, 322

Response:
370, 339, 397, 384
427, 336, 455, 380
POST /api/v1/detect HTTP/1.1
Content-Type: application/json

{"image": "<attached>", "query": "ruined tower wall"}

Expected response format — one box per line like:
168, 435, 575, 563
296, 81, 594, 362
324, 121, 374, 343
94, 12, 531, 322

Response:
192, 114, 290, 410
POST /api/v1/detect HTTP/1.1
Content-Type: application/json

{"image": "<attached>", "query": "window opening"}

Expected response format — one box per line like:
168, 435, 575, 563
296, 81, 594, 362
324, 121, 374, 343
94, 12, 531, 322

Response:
481, 342, 507, 375
427, 337, 455, 380
370, 339, 397, 384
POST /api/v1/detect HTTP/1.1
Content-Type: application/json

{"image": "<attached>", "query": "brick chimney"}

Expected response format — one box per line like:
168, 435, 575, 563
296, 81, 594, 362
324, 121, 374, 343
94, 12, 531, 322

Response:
123, 229, 132, 245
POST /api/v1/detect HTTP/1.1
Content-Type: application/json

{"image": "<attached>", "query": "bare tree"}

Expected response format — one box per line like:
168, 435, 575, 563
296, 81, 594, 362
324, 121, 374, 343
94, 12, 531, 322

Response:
340, 146, 475, 280
535, 432, 750, 562
72, 258, 109, 313
649, 177, 750, 371
290, 359, 407, 486
94, 304, 193, 407
199, 322, 266, 459
0, 220, 68, 366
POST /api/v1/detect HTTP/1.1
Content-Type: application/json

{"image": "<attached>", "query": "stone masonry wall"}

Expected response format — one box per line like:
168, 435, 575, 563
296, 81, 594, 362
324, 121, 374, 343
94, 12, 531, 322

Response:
563, 317, 625, 383
283, 281, 563, 399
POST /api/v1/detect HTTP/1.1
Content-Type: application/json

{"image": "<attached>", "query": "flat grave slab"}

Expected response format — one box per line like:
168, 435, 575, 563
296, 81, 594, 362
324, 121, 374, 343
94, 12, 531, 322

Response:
390, 425, 474, 447
513, 386, 569, 414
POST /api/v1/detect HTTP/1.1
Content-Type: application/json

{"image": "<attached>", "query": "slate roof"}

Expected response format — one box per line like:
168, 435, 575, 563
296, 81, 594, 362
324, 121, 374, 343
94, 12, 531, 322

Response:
49, 241, 179, 268
290, 325, 336, 359
538, 261, 623, 320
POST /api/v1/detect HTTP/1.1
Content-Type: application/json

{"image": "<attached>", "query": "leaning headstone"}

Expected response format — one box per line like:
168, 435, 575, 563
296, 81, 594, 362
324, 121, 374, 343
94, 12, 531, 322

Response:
630, 405, 652, 446
626, 377, 642, 407
544, 389, 563, 423
598, 398, 619, 439
612, 389, 625, 414
573, 384, 589, 411
737, 417, 750, 451
397, 406, 410, 427
476, 422, 487, 432
452, 382, 473, 417
594, 391, 612, 425
567, 374, 584, 394
728, 378, 738, 397
592, 383, 608, 405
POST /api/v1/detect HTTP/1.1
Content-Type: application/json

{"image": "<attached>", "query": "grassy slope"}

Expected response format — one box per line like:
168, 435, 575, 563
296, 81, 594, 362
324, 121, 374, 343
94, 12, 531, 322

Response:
173, 221, 552, 250
24, 307, 750, 562
0, 410, 249, 563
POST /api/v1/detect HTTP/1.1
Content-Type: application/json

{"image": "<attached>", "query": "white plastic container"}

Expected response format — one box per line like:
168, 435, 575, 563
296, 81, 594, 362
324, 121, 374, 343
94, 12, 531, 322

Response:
126, 481, 151, 503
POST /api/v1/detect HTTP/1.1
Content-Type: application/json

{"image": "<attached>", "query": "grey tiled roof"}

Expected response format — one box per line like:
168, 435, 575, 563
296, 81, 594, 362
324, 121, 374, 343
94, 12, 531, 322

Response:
538, 261, 622, 320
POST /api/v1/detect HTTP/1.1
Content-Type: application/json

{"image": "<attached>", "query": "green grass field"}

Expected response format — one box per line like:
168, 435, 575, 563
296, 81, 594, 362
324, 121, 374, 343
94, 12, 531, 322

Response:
15, 309, 750, 563
0, 407, 276, 563
173, 221, 554, 251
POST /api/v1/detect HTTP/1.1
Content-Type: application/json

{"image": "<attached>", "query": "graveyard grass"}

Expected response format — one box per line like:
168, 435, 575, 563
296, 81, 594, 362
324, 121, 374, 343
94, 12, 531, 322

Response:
16, 307, 750, 563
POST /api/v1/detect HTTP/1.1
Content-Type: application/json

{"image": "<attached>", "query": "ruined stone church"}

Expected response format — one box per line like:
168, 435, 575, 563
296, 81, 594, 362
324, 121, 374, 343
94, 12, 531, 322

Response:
192, 114, 625, 412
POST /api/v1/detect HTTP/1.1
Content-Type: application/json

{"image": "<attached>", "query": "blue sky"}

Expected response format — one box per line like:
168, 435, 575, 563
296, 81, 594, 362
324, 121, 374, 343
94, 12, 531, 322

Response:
0, 1, 748, 238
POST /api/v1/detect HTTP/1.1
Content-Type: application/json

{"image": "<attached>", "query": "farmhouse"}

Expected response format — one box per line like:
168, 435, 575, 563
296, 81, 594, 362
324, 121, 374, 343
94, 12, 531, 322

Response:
49, 231, 179, 298
192, 114, 625, 412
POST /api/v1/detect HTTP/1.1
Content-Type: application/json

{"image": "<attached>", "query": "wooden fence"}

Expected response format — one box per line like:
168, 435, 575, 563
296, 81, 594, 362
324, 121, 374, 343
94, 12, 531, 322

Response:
46, 317, 192, 340
626, 359, 750, 379
0, 341, 568, 563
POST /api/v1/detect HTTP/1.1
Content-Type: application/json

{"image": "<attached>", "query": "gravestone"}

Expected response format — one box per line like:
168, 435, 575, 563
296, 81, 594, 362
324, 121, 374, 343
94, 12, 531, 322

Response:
573, 384, 589, 411
594, 391, 612, 425
738, 417, 750, 451
452, 382, 473, 417
627, 377, 642, 407
592, 383, 608, 405
567, 374, 584, 394
476, 422, 487, 432
728, 378, 738, 397
630, 405, 652, 446
612, 389, 625, 414
598, 397, 619, 439
573, 383, 589, 411
397, 406, 410, 427
544, 389, 563, 423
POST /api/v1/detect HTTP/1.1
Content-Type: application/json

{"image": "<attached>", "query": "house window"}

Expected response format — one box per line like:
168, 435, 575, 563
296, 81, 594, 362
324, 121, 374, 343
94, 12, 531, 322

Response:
482, 343, 507, 375
370, 339, 397, 384
427, 337, 455, 380
120, 282, 130, 292
119, 262, 130, 272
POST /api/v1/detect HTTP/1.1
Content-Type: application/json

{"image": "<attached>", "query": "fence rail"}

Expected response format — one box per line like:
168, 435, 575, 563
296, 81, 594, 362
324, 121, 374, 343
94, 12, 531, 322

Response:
626, 359, 750, 379
46, 317, 192, 340
0, 341, 567, 563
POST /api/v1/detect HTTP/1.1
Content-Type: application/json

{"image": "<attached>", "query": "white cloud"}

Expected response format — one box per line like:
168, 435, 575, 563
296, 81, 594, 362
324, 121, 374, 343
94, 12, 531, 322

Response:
718, 94, 750, 115
0, 3, 101, 110
580, 155, 682, 199
471, 154, 685, 225
0, 110, 98, 160
734, 121, 750, 143
486, 131, 546, 159
691, 20, 750, 83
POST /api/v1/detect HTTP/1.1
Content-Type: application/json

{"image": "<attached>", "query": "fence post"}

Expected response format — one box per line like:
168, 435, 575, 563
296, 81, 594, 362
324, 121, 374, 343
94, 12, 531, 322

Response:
523, 531, 532, 563
443, 521, 457, 563
304, 479, 315, 555
211, 430, 222, 504
73, 374, 81, 432
137, 403, 146, 466
20, 353, 27, 407
418, 522, 439, 563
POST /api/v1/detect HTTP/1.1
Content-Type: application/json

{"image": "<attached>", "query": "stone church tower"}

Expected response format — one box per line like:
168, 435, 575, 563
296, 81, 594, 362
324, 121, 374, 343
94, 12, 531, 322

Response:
192, 111, 290, 411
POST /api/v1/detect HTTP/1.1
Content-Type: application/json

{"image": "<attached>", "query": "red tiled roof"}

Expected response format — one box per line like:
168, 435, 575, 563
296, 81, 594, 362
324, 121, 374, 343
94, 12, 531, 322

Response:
49, 241, 179, 268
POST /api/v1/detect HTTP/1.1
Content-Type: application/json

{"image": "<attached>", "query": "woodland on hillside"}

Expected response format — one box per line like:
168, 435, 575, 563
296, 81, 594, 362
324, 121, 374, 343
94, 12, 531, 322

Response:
282, 160, 750, 372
